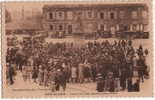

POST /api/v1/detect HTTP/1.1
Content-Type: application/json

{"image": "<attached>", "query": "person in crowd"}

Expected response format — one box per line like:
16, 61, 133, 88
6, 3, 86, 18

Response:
96, 73, 104, 92
71, 66, 77, 83
106, 71, 115, 92
44, 68, 49, 86
22, 64, 28, 82
132, 79, 140, 92
78, 63, 84, 83
6, 37, 150, 92
49, 68, 57, 92
6, 63, 10, 85
144, 49, 150, 79
83, 60, 91, 83
62, 62, 71, 83
61, 68, 68, 91
55, 69, 67, 91
127, 78, 133, 92
8, 63, 15, 85
120, 67, 128, 91
15, 51, 24, 72
38, 65, 44, 85
137, 55, 145, 83
25, 63, 32, 82
32, 67, 38, 83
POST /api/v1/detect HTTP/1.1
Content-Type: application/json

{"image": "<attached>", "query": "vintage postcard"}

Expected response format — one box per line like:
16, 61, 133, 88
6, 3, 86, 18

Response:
1, 0, 154, 98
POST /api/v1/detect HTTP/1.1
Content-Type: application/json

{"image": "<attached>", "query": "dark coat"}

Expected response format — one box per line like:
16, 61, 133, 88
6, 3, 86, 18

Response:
109, 79, 115, 92
32, 68, 38, 79
55, 71, 67, 86
83, 67, 91, 78
133, 81, 140, 92
127, 79, 133, 92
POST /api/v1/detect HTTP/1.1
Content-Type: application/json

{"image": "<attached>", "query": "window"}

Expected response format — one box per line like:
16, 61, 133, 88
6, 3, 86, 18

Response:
88, 23, 93, 28
88, 11, 93, 18
136, 24, 140, 31
116, 24, 119, 31
100, 12, 104, 19
50, 25, 53, 30
119, 25, 129, 31
59, 12, 62, 17
119, 11, 125, 19
56, 11, 64, 20
104, 25, 107, 31
133, 24, 137, 31
68, 25, 72, 33
98, 24, 106, 31
119, 24, 124, 31
49, 13, 53, 19
130, 25, 133, 31
100, 25, 104, 31
132, 11, 138, 19
59, 25, 63, 30
77, 11, 82, 16
139, 24, 144, 31
124, 26, 128, 31
67, 11, 73, 20
110, 12, 114, 19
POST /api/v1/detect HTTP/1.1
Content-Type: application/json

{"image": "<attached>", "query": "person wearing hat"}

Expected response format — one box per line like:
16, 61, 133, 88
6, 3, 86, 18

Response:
96, 73, 104, 92
55, 69, 67, 91
105, 71, 115, 92
137, 45, 144, 57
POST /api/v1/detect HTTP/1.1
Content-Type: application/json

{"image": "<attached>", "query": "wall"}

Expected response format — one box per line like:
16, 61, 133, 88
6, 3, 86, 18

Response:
42, 4, 149, 35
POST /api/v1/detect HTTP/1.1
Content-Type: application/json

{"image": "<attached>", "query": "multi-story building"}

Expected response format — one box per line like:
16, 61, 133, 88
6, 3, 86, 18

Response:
42, 4, 149, 37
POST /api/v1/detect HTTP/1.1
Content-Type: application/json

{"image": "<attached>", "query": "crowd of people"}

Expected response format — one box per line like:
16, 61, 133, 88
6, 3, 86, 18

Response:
6, 36, 150, 92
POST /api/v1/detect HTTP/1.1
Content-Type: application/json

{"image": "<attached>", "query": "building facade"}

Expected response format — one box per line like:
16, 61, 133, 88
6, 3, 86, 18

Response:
42, 4, 149, 36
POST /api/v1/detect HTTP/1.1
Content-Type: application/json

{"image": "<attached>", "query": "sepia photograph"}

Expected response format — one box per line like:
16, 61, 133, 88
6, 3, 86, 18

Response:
1, 0, 153, 98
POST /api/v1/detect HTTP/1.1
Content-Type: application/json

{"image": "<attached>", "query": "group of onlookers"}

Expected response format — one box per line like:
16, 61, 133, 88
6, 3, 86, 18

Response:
6, 37, 150, 92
